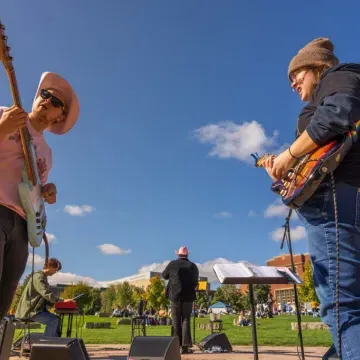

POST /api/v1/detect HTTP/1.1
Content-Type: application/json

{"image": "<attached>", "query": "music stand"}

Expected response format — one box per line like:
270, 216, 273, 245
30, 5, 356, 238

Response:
213, 262, 303, 360
192, 281, 209, 351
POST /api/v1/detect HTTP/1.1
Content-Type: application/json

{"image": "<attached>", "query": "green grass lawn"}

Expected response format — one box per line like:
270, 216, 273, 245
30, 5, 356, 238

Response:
14, 314, 333, 347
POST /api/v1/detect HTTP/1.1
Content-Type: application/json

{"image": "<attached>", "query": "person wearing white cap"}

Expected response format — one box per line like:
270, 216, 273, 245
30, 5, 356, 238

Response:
0, 72, 79, 319
162, 246, 199, 354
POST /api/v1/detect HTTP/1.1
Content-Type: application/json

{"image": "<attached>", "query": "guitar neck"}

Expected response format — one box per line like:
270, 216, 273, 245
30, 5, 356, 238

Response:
6, 66, 37, 185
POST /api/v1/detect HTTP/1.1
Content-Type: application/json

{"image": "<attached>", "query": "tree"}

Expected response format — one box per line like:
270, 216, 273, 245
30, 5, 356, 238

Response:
60, 282, 92, 313
101, 285, 117, 313
115, 282, 134, 308
222, 285, 245, 312
252, 284, 271, 304
210, 285, 245, 312
83, 288, 102, 315
132, 286, 146, 307
298, 261, 319, 304
195, 291, 210, 309
10, 273, 33, 313
145, 275, 168, 310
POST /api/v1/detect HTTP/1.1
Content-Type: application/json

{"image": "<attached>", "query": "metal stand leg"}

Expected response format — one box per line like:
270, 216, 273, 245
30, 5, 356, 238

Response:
249, 284, 259, 360
59, 314, 64, 337
67, 314, 73, 337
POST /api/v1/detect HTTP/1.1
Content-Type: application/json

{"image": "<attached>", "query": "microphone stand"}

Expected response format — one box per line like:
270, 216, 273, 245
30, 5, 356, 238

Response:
280, 209, 305, 360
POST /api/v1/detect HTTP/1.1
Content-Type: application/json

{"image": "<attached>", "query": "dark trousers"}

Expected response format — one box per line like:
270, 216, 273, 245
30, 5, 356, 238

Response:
170, 300, 193, 348
0, 206, 28, 318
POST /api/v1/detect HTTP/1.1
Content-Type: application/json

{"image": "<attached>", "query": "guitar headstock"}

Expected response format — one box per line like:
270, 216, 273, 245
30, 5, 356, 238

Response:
0, 21, 14, 70
250, 152, 273, 167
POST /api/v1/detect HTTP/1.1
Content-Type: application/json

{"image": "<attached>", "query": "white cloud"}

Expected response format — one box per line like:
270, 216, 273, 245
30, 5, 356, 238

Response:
271, 225, 306, 242
133, 260, 171, 276
248, 210, 256, 217
194, 120, 279, 163
27, 253, 45, 267
213, 211, 232, 218
47, 256, 278, 288
64, 205, 95, 216
98, 243, 132, 255
48, 272, 104, 288
264, 200, 298, 220
107, 257, 243, 285
45, 232, 56, 243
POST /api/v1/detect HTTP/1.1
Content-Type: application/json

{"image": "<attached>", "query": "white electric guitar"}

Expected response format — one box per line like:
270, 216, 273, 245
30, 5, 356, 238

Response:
0, 21, 46, 247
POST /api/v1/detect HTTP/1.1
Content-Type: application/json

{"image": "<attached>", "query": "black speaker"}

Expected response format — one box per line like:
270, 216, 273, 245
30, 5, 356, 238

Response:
29, 337, 90, 360
0, 318, 15, 360
322, 344, 338, 359
199, 333, 232, 352
128, 336, 180, 360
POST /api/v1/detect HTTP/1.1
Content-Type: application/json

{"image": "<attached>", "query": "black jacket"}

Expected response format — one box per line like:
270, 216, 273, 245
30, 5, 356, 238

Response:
298, 63, 360, 186
162, 258, 199, 302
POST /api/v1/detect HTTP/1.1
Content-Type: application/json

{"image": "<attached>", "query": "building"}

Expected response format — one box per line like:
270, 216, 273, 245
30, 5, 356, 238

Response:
266, 253, 310, 306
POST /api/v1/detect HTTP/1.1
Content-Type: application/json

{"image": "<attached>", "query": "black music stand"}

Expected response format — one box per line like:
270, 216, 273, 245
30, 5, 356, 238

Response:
213, 262, 303, 360
192, 287, 210, 351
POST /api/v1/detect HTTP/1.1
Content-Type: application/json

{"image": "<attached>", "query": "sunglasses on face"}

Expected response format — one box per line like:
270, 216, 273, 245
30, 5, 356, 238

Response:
40, 89, 65, 110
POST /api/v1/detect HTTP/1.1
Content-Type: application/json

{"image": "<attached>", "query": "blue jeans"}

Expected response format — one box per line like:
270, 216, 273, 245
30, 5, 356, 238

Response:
297, 179, 360, 360
32, 311, 60, 337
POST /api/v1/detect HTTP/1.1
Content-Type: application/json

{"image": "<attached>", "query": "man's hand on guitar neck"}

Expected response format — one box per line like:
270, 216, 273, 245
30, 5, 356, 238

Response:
0, 105, 28, 138
42, 183, 57, 204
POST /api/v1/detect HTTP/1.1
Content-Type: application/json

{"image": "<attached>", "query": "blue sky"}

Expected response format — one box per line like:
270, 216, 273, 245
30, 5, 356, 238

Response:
2, 1, 360, 286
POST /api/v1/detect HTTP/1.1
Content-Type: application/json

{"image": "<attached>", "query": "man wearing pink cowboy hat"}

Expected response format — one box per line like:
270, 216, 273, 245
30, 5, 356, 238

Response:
162, 246, 199, 354
0, 72, 79, 319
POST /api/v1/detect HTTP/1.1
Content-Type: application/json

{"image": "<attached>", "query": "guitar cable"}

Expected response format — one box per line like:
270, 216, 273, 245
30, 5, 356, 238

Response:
330, 172, 341, 359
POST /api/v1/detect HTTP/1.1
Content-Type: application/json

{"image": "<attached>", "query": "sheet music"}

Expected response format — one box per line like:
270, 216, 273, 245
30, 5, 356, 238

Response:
213, 263, 254, 283
213, 262, 302, 284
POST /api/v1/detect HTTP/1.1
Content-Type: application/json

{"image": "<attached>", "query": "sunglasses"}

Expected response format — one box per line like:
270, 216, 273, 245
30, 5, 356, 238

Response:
40, 89, 65, 110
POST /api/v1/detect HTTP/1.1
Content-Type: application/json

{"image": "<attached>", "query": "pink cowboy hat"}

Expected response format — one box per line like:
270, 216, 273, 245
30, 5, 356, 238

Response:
175, 246, 189, 256
32, 72, 80, 135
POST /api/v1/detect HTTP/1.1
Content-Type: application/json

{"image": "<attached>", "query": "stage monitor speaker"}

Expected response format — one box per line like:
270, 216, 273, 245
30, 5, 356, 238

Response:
322, 344, 338, 359
29, 337, 90, 360
199, 333, 232, 352
128, 336, 180, 360
0, 318, 15, 360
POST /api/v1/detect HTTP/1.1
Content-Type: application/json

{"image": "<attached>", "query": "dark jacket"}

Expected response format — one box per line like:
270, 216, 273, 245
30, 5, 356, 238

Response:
15, 271, 60, 320
162, 258, 199, 302
297, 63, 360, 186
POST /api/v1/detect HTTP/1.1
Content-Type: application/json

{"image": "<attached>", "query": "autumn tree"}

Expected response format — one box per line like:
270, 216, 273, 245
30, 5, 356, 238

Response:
145, 276, 168, 310
132, 286, 146, 307
115, 281, 134, 308
298, 261, 319, 304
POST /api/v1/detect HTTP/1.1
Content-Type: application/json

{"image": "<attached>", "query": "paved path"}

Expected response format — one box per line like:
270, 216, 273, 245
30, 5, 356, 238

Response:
11, 344, 330, 359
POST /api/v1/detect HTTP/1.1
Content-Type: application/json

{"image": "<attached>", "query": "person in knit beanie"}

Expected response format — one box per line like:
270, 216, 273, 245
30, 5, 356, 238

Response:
288, 37, 339, 80
287, 37, 339, 102
262, 37, 360, 359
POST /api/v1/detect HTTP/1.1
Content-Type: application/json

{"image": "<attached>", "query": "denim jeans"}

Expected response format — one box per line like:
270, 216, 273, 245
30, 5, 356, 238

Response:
297, 179, 360, 360
32, 311, 61, 337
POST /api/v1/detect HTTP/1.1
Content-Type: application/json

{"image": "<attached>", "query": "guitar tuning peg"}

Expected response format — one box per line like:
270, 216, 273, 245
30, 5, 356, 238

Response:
0, 24, 4, 30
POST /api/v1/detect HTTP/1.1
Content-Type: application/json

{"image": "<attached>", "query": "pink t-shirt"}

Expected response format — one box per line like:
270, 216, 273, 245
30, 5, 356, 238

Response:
0, 107, 52, 219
